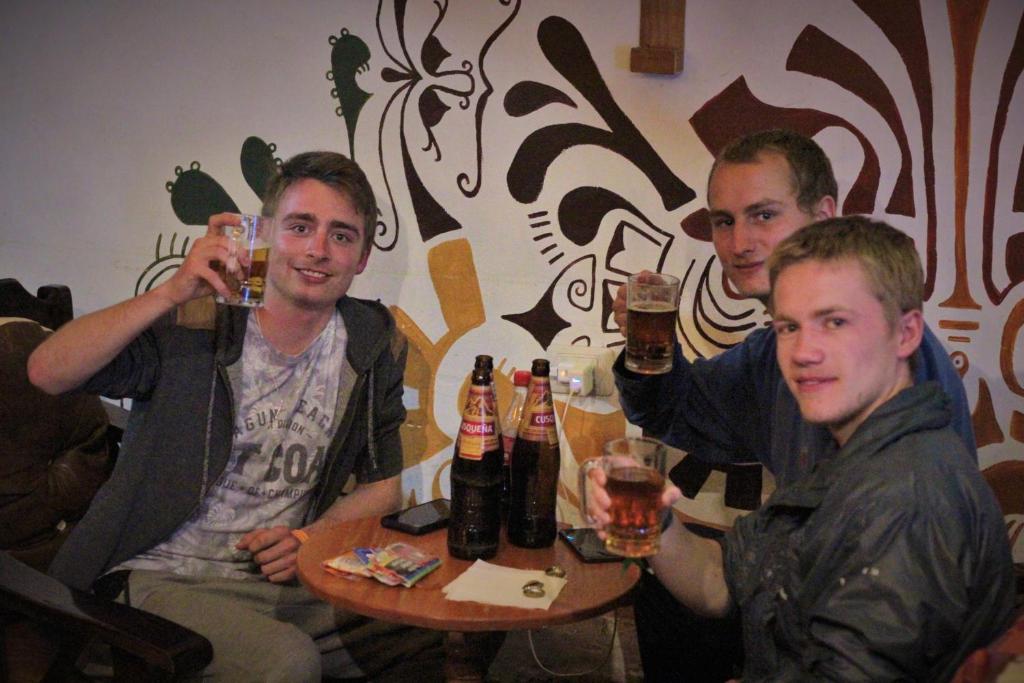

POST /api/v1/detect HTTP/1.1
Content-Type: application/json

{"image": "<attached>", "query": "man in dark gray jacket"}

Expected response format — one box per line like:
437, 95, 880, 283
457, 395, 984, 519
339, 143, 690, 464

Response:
29, 151, 441, 681
613, 129, 977, 681
588, 216, 1014, 680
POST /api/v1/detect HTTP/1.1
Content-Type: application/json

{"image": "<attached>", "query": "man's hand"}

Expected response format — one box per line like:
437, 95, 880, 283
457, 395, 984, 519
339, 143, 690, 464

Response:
158, 213, 244, 306
613, 270, 667, 338
26, 213, 254, 395
612, 282, 629, 337
236, 526, 301, 583
586, 464, 728, 617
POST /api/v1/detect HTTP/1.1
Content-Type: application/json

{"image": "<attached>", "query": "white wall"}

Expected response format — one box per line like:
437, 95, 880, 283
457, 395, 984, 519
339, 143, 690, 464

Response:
3, 1, 1022, 515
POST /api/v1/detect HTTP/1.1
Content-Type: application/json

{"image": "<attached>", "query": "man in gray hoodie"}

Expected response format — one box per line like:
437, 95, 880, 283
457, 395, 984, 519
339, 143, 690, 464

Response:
29, 151, 441, 681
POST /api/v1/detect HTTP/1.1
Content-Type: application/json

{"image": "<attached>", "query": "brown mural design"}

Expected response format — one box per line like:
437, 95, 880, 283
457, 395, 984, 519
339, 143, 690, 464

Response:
135, 1, 1023, 508
391, 238, 485, 474
940, 1, 1023, 446
357, 3, 1024, 464
851, 0, 940, 297
502, 16, 698, 351
687, 3, 1024, 450
393, 235, 627, 502
679, 258, 761, 357
372, 0, 520, 245
981, 11, 1024, 305
690, 77, 880, 226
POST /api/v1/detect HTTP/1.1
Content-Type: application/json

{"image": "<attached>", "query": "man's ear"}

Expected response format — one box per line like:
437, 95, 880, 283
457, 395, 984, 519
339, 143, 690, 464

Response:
356, 247, 371, 275
813, 195, 837, 220
896, 309, 924, 360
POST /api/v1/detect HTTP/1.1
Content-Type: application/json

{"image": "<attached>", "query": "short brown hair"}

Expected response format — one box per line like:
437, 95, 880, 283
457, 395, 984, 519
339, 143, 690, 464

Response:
261, 151, 378, 255
767, 216, 923, 327
710, 129, 838, 214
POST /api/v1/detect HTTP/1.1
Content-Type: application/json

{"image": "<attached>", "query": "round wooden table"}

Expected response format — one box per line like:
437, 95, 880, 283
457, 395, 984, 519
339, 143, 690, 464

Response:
297, 517, 640, 632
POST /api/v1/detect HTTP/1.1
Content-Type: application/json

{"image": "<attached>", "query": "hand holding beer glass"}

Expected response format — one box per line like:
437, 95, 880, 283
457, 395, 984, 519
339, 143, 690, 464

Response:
578, 437, 670, 558
215, 214, 272, 307
624, 272, 681, 374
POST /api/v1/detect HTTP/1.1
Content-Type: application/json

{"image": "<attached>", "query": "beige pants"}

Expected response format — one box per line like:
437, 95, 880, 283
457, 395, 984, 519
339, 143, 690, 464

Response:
120, 570, 444, 682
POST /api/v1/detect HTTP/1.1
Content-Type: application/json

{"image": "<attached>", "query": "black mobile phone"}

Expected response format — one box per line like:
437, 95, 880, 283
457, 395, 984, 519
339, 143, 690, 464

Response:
380, 499, 451, 535
558, 527, 622, 563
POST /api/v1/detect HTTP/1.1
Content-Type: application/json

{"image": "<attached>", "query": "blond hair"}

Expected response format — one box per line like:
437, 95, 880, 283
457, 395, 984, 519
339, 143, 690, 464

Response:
767, 215, 923, 327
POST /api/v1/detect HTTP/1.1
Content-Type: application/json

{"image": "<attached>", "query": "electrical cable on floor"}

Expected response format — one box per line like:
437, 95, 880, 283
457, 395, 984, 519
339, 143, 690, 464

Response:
527, 610, 621, 677
525, 382, 621, 677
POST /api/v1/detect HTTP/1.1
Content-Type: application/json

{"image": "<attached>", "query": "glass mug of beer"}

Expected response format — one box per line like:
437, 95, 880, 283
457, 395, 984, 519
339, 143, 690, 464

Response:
215, 214, 272, 307
625, 271, 681, 375
578, 436, 668, 558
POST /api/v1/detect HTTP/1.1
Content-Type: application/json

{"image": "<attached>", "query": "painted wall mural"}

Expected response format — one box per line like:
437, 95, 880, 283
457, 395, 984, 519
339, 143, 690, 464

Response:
135, 1, 1023, 513
4, 1, 1019, 526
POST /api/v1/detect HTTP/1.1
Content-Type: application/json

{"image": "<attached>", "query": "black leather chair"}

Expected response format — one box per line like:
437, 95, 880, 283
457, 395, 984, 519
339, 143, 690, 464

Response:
0, 279, 212, 681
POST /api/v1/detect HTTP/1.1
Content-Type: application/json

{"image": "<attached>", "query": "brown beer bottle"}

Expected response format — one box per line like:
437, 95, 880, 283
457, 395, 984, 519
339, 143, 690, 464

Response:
508, 359, 560, 548
500, 369, 531, 520
447, 357, 503, 560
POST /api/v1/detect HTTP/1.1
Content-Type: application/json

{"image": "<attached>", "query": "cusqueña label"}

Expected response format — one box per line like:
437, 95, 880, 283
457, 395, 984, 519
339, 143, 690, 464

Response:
518, 380, 558, 446
457, 385, 498, 459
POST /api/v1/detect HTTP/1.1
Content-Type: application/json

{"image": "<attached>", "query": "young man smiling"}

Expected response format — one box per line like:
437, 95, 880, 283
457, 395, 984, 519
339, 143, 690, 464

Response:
612, 130, 976, 681
592, 217, 1013, 680
613, 130, 975, 483
29, 152, 441, 681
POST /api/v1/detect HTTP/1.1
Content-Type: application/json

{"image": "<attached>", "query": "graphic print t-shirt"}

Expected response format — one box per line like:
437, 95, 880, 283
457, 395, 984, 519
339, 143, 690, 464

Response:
120, 310, 347, 579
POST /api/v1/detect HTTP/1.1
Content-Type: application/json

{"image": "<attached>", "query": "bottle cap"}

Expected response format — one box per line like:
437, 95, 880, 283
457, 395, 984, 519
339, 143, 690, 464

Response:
513, 369, 531, 386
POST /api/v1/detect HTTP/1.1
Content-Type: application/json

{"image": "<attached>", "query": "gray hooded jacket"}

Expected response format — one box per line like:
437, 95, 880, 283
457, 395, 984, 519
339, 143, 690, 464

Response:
50, 296, 406, 590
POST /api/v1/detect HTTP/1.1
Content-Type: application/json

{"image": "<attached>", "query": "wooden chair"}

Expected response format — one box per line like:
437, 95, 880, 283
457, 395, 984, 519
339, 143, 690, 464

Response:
950, 606, 1024, 683
982, 459, 1024, 608
0, 279, 74, 330
948, 460, 1024, 681
1, 552, 213, 681
0, 279, 212, 680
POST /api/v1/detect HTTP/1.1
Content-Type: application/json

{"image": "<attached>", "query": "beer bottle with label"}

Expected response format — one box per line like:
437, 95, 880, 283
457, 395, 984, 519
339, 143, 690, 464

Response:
507, 358, 560, 548
447, 358, 503, 560
476, 355, 501, 438
500, 369, 531, 519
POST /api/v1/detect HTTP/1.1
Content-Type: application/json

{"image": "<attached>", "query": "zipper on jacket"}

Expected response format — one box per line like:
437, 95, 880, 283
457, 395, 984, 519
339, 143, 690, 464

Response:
181, 358, 237, 525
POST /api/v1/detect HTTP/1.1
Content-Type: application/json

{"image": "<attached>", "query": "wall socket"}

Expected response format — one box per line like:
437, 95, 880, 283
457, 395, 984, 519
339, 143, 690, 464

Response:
548, 345, 617, 396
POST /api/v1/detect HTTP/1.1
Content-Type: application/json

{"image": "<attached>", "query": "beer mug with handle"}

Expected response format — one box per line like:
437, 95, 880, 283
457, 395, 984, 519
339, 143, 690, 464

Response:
578, 436, 668, 558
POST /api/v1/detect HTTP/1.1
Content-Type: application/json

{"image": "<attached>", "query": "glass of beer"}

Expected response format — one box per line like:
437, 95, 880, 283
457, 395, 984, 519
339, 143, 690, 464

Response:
215, 214, 272, 307
578, 436, 668, 557
625, 272, 680, 374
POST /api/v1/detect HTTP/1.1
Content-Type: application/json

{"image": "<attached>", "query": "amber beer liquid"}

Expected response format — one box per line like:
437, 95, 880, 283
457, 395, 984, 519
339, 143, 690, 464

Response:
578, 436, 667, 558
625, 300, 676, 374
216, 246, 269, 307
508, 359, 560, 548
605, 465, 665, 557
447, 359, 503, 560
625, 272, 680, 375
215, 216, 273, 307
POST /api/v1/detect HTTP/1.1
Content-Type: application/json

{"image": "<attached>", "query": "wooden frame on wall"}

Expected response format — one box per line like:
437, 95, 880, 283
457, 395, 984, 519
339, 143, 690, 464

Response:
630, 0, 685, 75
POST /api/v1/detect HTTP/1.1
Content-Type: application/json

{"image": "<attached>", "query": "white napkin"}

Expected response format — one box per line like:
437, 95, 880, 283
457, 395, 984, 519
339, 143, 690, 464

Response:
442, 560, 567, 610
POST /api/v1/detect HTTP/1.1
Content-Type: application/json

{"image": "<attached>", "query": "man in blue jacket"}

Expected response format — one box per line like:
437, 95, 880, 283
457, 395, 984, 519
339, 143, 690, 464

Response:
594, 217, 1012, 680
29, 152, 441, 681
612, 130, 976, 680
